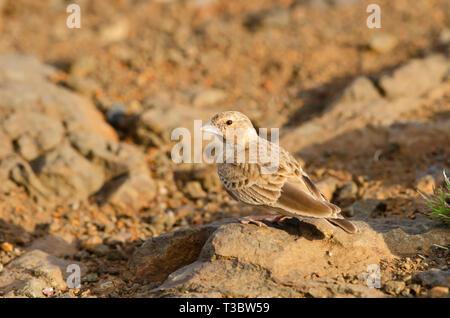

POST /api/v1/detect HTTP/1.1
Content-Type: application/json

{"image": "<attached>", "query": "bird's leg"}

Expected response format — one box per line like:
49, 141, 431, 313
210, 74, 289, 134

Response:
238, 215, 287, 227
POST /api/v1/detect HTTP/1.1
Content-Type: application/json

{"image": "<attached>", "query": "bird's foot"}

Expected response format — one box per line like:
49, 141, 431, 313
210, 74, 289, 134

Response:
238, 215, 287, 227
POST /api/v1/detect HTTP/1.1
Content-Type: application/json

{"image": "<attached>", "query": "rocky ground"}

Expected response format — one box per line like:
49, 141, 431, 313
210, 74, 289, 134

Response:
0, 0, 449, 298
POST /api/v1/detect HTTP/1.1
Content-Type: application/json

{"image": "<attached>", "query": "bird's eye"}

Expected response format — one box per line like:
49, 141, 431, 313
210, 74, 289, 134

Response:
226, 120, 233, 125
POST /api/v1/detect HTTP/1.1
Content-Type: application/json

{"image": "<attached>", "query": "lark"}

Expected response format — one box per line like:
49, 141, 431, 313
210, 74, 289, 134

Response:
202, 111, 358, 234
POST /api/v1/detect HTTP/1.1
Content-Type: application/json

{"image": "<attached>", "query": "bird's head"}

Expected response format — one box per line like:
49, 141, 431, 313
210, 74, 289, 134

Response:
202, 111, 257, 145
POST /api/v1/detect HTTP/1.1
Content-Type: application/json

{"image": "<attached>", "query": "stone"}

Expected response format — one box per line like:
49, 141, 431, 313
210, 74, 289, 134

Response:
379, 54, 448, 98
381, 226, 449, 256
409, 284, 421, 295
369, 33, 398, 54
0, 55, 118, 142
0, 250, 85, 295
335, 181, 358, 206
281, 96, 422, 154
193, 88, 227, 107
6, 154, 53, 200
93, 244, 110, 257
42, 287, 54, 297
130, 218, 391, 297
315, 176, 340, 200
83, 273, 99, 283
129, 210, 450, 297
99, 174, 156, 212
343, 199, 383, 219
30, 143, 105, 204
0, 131, 13, 159
243, 8, 290, 31
439, 29, 450, 45
70, 56, 97, 77
106, 104, 127, 128
0, 53, 156, 207
80, 236, 103, 252
262, 9, 291, 28
428, 286, 449, 298
185, 181, 207, 199
1, 242, 13, 252
94, 278, 125, 294
69, 130, 149, 178
415, 174, 436, 194
100, 19, 130, 42
65, 75, 101, 97
128, 220, 231, 283
331, 76, 381, 106
136, 103, 213, 147
105, 232, 132, 246
384, 280, 405, 295
413, 269, 450, 288
0, 53, 55, 82
303, 0, 362, 9
15, 278, 47, 298
26, 234, 77, 258
281, 55, 449, 156
3, 112, 64, 161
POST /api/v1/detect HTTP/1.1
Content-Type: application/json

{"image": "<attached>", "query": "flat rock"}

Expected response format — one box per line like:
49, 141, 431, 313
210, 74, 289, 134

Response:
69, 130, 150, 179
98, 173, 156, 212
192, 88, 227, 107
331, 76, 381, 106
127, 220, 231, 283
281, 54, 449, 155
0, 54, 158, 207
3, 111, 64, 161
129, 214, 449, 297
128, 218, 383, 297
30, 143, 105, 203
0, 250, 85, 296
0, 130, 13, 159
26, 234, 77, 258
413, 269, 450, 288
369, 33, 398, 54
136, 103, 219, 147
379, 54, 449, 98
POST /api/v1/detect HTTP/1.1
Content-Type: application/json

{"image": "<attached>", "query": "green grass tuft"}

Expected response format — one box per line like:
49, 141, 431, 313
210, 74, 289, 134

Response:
419, 170, 450, 224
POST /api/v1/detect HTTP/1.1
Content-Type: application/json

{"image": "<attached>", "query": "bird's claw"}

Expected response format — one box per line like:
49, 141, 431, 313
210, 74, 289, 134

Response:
238, 215, 286, 227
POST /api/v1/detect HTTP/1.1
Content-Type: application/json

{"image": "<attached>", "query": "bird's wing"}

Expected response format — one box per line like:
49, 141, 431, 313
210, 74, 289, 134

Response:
273, 176, 341, 218
222, 163, 341, 218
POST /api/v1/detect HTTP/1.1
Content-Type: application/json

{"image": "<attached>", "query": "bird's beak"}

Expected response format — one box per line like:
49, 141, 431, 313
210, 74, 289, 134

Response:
201, 121, 222, 137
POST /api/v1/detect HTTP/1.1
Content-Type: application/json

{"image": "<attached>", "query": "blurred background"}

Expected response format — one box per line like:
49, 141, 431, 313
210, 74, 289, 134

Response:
0, 0, 448, 297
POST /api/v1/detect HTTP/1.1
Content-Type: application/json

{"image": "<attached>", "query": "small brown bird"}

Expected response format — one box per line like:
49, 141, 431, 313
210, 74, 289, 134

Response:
202, 111, 358, 234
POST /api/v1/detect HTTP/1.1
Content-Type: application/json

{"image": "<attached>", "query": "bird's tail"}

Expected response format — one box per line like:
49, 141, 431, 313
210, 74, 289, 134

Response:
327, 218, 359, 234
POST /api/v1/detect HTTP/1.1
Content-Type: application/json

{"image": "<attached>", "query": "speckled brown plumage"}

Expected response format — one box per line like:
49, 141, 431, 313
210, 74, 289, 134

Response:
203, 111, 358, 234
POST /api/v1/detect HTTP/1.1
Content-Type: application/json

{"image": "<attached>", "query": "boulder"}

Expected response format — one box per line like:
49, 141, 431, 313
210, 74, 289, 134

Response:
26, 234, 78, 258
136, 103, 217, 147
331, 76, 381, 106
97, 174, 156, 212
128, 214, 449, 297
378, 54, 449, 99
3, 111, 64, 161
30, 143, 105, 204
0, 54, 155, 208
0, 250, 86, 296
281, 54, 449, 155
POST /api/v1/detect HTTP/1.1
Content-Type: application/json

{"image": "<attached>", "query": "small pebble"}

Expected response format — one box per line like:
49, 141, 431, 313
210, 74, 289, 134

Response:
384, 280, 406, 295
1, 242, 13, 252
